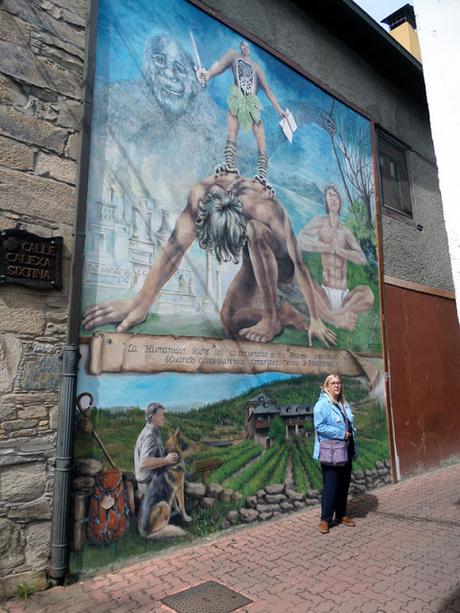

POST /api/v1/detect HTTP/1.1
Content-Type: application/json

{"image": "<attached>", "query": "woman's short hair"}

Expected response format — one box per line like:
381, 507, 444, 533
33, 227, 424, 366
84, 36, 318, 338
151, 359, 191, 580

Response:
322, 373, 345, 404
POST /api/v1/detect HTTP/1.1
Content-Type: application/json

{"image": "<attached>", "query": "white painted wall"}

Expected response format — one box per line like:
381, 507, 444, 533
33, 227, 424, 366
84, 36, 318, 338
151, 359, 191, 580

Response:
413, 0, 460, 320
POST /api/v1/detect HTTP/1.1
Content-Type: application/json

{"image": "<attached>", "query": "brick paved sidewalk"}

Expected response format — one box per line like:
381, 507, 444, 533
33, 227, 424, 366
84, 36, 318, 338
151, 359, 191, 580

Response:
4, 464, 460, 613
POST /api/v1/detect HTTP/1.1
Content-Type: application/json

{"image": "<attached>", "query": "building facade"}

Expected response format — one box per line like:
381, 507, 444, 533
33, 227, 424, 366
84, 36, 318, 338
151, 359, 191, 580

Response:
0, 0, 458, 597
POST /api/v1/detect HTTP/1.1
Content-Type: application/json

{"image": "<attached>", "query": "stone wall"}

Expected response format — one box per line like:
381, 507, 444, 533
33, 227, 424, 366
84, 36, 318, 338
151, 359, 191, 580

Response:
228, 460, 392, 526
0, 0, 87, 599
183, 460, 392, 529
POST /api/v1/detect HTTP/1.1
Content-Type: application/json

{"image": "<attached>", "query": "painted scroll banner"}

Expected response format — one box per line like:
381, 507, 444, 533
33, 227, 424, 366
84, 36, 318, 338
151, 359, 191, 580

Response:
88, 333, 379, 382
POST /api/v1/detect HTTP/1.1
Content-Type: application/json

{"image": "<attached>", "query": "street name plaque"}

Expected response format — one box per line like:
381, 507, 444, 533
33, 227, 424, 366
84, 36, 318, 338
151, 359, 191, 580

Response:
0, 229, 63, 290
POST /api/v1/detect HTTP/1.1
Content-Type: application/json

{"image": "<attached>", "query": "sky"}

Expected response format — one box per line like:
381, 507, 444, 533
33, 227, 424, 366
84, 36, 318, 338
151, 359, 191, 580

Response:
77, 347, 297, 410
353, 0, 413, 29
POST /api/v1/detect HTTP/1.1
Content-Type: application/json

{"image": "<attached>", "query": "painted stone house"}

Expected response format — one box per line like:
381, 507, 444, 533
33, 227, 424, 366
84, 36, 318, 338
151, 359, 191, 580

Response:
244, 394, 312, 446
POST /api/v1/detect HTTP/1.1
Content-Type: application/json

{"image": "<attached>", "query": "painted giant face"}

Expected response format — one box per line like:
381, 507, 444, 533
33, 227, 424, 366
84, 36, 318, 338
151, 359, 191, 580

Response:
146, 36, 197, 116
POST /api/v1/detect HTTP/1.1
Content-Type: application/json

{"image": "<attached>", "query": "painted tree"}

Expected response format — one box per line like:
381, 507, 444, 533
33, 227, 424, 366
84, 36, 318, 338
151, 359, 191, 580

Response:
329, 104, 374, 229
268, 416, 285, 445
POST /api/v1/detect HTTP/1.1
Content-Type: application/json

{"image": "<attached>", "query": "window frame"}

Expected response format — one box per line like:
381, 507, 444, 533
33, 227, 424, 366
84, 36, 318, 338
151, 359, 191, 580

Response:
377, 128, 414, 220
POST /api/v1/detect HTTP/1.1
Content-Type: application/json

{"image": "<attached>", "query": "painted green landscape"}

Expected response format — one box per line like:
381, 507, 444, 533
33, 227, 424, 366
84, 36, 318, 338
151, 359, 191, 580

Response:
72, 374, 388, 574
74, 374, 388, 474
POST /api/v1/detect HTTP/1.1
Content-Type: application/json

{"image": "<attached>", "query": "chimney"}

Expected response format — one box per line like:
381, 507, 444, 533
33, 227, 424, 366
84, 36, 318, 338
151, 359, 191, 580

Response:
382, 4, 422, 62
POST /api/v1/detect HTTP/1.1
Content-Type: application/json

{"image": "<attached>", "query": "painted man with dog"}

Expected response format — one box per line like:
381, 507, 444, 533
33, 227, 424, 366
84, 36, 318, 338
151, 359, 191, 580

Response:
83, 174, 337, 347
134, 402, 191, 538
134, 403, 179, 497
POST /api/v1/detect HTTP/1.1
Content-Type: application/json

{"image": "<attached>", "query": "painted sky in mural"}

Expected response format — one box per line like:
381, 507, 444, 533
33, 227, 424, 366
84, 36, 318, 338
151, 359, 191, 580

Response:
80, 0, 379, 358
78, 346, 299, 410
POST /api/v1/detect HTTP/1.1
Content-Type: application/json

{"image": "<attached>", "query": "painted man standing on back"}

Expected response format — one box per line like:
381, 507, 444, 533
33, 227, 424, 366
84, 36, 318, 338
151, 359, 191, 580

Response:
196, 40, 286, 192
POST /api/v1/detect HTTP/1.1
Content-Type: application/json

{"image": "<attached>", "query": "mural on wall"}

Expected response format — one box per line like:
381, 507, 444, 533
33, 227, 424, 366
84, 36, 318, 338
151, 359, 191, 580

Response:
72, 0, 389, 572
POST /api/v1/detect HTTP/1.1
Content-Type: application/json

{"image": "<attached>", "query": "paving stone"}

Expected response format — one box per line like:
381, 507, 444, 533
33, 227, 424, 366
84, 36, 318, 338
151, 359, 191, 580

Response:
3, 464, 460, 612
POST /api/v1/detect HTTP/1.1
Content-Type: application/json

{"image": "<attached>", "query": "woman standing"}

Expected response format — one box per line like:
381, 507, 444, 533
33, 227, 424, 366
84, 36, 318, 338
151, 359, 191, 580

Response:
313, 374, 357, 534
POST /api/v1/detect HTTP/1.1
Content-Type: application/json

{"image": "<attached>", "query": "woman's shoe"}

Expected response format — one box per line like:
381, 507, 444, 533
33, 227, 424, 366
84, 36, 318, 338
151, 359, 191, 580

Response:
339, 515, 356, 527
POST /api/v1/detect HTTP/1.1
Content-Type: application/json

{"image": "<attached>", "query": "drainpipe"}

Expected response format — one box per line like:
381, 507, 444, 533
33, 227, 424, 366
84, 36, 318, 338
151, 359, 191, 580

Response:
49, 0, 98, 582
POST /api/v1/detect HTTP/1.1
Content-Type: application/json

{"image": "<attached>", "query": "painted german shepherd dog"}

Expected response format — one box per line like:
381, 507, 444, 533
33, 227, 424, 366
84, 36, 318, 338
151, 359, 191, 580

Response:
138, 428, 192, 538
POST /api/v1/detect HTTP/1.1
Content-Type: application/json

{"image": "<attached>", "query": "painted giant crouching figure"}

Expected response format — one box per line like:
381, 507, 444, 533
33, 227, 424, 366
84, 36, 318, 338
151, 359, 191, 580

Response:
83, 174, 337, 347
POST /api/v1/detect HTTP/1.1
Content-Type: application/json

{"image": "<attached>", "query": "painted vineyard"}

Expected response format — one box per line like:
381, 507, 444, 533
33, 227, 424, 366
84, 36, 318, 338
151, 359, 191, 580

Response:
71, 375, 389, 573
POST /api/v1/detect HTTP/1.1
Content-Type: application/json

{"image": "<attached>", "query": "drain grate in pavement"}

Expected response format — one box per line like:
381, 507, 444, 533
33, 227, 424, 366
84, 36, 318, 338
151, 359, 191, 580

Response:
161, 580, 253, 613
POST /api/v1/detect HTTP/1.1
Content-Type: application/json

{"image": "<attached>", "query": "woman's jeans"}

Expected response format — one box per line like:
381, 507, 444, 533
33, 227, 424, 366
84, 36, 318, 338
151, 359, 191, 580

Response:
320, 460, 352, 522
